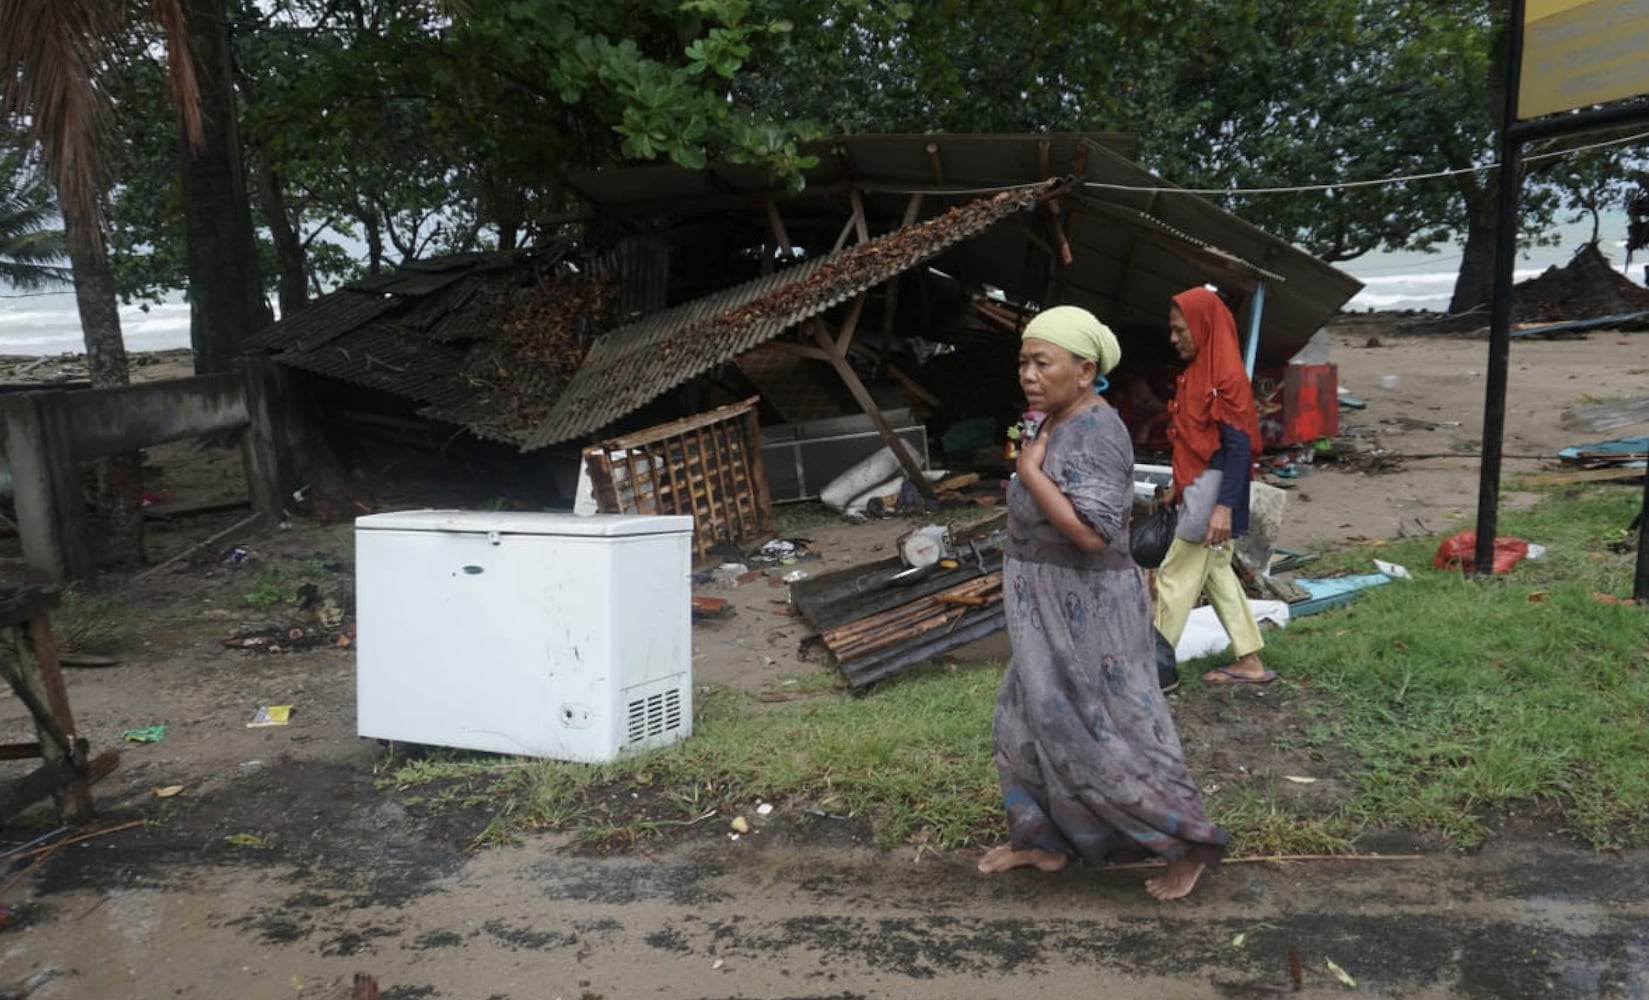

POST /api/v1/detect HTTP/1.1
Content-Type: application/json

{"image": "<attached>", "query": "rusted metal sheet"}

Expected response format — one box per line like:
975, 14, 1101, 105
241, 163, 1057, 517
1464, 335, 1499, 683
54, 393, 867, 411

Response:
522, 183, 1053, 451
789, 514, 1008, 688
581, 397, 773, 560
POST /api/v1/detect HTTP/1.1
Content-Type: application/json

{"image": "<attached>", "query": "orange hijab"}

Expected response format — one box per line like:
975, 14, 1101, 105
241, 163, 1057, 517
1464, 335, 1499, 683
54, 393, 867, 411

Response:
1168, 287, 1262, 492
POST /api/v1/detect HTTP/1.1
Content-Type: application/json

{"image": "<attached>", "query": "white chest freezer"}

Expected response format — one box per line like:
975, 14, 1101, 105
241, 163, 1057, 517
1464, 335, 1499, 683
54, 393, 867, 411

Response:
354, 510, 694, 762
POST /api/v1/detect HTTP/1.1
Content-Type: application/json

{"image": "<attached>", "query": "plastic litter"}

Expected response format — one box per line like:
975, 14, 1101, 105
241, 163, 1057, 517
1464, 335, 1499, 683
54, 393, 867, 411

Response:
247, 705, 293, 728
1432, 531, 1532, 574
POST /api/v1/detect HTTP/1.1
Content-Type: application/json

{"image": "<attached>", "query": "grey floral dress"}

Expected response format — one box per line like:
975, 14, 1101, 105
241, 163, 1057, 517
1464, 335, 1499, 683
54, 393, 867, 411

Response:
994, 403, 1228, 867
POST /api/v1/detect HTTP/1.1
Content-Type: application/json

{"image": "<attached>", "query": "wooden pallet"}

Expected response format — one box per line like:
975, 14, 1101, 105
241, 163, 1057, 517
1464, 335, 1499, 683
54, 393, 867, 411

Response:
583, 397, 774, 561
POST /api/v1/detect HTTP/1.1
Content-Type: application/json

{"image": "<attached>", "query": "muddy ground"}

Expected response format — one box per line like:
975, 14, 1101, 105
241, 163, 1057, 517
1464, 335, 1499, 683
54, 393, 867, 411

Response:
0, 319, 1646, 998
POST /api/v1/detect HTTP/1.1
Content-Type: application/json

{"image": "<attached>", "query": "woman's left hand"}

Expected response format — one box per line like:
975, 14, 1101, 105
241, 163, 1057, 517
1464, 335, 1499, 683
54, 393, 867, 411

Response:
1016, 427, 1048, 479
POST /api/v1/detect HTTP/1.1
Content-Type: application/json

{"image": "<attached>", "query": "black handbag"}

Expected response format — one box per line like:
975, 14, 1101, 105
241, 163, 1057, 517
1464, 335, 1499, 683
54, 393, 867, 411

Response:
1130, 503, 1178, 569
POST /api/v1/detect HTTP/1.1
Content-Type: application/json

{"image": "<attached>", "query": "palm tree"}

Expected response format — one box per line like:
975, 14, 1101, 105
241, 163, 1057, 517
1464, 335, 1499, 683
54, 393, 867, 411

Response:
0, 0, 204, 567
0, 149, 71, 290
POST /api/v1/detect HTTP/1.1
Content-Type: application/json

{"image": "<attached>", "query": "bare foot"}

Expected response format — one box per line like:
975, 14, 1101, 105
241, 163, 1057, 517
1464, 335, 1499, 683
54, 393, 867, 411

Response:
977, 844, 1069, 874
1144, 857, 1205, 901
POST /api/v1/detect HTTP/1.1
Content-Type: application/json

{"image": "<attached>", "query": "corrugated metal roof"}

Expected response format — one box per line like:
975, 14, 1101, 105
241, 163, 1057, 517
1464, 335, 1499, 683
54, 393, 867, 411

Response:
253, 133, 1362, 454
919, 140, 1362, 364
517, 183, 1056, 451
572, 132, 1361, 366
252, 246, 577, 441
568, 132, 1138, 216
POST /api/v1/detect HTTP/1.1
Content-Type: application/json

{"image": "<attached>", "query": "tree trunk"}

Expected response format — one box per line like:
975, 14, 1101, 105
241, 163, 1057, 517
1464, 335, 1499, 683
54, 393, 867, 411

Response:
254, 154, 308, 318
60, 202, 146, 568
178, 0, 271, 374
1449, 192, 1501, 320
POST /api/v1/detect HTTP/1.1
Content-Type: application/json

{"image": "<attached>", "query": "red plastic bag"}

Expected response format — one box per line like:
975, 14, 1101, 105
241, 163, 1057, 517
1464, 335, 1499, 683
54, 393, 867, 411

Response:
1432, 531, 1530, 574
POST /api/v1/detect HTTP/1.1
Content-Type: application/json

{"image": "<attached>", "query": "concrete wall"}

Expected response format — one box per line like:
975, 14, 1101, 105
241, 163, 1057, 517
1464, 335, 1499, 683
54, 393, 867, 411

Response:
0, 358, 294, 581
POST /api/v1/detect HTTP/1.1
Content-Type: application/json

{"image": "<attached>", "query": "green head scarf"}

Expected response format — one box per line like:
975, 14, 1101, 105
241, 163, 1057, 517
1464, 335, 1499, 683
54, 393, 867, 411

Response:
1022, 305, 1121, 376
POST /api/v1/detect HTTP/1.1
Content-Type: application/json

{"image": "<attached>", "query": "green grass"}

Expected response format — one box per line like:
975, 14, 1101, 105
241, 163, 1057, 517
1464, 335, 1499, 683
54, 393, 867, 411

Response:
52, 584, 132, 652
1270, 486, 1649, 848
390, 484, 1649, 856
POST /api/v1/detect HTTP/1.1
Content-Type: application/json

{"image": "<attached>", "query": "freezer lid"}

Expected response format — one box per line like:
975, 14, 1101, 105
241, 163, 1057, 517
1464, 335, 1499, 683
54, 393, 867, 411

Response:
355, 509, 695, 537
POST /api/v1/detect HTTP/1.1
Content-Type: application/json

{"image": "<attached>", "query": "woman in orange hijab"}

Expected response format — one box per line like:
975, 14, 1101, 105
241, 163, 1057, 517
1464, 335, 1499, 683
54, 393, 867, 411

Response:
1154, 287, 1274, 685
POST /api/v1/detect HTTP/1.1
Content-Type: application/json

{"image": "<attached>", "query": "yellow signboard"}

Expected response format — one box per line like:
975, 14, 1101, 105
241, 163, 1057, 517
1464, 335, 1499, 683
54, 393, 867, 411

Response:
1519, 0, 1649, 119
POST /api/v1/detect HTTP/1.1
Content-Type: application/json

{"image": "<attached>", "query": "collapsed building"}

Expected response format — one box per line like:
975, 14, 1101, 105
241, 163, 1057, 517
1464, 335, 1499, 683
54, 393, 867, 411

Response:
249, 133, 1363, 557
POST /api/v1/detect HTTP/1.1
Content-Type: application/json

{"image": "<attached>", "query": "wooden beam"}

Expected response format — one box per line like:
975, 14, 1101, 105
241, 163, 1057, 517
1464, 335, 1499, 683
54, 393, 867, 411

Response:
761, 341, 835, 363
900, 192, 925, 228
809, 320, 936, 502
846, 343, 943, 410
830, 213, 858, 253
879, 193, 926, 351
834, 292, 869, 357
0, 610, 94, 822
764, 200, 794, 255
925, 142, 946, 184
1047, 198, 1074, 267
0, 742, 42, 761
849, 189, 871, 245
1037, 137, 1051, 179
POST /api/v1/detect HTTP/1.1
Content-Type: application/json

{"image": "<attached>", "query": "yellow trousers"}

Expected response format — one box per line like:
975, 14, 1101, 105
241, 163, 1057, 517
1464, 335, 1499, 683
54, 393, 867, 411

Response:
1152, 536, 1265, 658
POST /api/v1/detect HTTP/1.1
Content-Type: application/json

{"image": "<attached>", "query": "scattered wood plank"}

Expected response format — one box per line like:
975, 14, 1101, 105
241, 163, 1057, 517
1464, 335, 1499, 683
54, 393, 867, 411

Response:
132, 513, 264, 583
142, 497, 251, 521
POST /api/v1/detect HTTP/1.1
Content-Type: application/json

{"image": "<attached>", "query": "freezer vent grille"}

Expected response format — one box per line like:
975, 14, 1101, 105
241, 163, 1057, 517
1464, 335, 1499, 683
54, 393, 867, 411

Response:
626, 687, 682, 743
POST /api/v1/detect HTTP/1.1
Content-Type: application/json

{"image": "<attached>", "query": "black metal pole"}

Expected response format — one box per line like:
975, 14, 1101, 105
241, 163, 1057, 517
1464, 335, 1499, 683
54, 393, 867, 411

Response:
1474, 0, 1527, 578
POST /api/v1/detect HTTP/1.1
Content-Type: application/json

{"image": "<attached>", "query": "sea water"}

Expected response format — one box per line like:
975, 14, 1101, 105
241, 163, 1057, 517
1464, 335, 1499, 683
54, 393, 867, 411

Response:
0, 289, 192, 357
1342, 212, 1645, 313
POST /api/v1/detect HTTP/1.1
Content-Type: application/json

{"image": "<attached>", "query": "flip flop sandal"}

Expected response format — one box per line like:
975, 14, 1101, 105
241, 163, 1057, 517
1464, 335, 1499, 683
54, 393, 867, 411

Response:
1203, 666, 1277, 685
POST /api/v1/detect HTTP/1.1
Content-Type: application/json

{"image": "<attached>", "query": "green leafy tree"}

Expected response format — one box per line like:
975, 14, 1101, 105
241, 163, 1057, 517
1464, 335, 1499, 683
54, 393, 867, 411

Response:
752, 0, 1641, 316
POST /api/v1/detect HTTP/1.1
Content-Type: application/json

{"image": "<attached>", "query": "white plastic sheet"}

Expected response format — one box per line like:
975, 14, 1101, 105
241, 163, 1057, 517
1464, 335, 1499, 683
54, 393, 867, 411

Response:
1173, 599, 1291, 663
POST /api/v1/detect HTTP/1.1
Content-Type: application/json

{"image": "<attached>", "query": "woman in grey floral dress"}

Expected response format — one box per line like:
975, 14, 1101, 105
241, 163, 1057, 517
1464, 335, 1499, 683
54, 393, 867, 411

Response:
977, 305, 1228, 901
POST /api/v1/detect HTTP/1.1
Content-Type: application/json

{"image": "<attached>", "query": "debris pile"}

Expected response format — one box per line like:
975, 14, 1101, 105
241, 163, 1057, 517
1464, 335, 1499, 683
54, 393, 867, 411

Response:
467, 270, 623, 432
791, 515, 1007, 689
1513, 242, 1649, 325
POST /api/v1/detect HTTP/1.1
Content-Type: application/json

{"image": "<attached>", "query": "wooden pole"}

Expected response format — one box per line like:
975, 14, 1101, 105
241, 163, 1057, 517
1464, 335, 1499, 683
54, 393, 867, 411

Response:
761, 202, 935, 503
